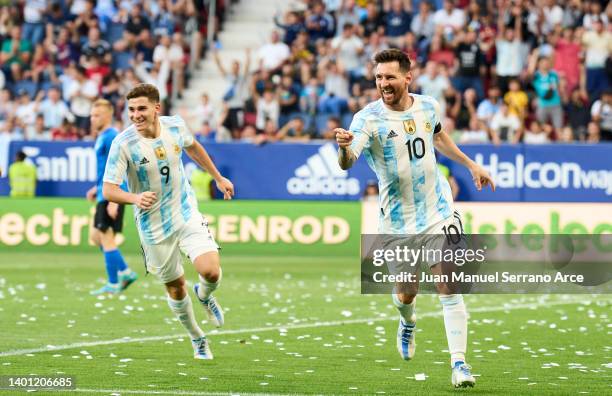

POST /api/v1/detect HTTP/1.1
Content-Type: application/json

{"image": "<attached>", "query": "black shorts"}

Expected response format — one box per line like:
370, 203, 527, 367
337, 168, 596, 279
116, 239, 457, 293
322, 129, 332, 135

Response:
94, 201, 125, 233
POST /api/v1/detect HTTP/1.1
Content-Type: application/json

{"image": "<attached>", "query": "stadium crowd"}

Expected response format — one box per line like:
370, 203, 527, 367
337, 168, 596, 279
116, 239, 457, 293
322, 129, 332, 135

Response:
0, 0, 229, 140
0, 0, 611, 144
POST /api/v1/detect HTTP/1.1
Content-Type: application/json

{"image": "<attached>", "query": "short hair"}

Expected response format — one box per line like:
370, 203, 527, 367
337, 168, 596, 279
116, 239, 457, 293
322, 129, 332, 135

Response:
16, 151, 26, 161
92, 98, 114, 114
373, 49, 411, 73
126, 83, 160, 104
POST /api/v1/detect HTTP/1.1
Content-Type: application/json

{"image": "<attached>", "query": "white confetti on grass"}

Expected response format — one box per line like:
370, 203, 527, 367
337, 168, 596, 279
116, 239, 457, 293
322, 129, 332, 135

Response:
414, 373, 427, 381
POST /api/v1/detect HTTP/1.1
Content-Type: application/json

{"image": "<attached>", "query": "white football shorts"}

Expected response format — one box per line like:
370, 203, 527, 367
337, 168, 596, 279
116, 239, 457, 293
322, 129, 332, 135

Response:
140, 212, 219, 284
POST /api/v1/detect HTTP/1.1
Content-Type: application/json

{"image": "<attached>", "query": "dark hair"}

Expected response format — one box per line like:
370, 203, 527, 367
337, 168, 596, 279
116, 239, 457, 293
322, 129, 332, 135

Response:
126, 83, 160, 103
16, 151, 26, 161
373, 49, 411, 73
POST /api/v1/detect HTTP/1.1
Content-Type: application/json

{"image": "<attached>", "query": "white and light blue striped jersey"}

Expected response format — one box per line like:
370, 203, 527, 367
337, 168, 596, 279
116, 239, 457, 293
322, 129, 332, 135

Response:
103, 115, 198, 244
349, 94, 454, 234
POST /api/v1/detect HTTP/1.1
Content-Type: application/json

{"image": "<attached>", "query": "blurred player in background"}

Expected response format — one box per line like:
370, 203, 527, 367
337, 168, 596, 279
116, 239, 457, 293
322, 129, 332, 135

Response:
87, 99, 138, 295
102, 84, 234, 360
335, 49, 495, 388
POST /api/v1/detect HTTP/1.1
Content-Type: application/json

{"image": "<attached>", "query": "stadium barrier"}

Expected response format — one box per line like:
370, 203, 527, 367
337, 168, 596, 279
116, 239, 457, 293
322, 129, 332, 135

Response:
0, 199, 360, 256
1, 199, 609, 255
1, 141, 611, 202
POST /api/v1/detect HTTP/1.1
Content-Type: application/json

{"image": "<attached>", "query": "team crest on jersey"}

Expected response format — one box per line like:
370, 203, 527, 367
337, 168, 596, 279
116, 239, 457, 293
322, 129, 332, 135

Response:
403, 120, 416, 135
154, 146, 167, 160
425, 121, 432, 133
174, 144, 180, 154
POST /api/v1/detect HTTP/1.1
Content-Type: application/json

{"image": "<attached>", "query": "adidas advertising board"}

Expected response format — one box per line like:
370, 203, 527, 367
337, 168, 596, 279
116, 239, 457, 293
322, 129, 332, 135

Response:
286, 143, 360, 196
2, 141, 610, 202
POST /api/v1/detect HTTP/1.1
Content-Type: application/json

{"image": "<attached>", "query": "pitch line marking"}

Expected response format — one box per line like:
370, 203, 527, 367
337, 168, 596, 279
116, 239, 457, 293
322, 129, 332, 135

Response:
71, 389, 302, 396
0, 299, 587, 357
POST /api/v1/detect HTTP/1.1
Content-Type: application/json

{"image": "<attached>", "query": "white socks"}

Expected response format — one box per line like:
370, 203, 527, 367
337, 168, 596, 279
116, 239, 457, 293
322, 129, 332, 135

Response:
392, 294, 416, 324
197, 268, 222, 301
167, 295, 204, 340
439, 294, 467, 366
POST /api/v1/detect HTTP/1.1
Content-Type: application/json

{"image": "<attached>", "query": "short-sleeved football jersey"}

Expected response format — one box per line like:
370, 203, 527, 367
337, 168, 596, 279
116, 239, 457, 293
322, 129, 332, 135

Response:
103, 115, 198, 244
349, 94, 454, 234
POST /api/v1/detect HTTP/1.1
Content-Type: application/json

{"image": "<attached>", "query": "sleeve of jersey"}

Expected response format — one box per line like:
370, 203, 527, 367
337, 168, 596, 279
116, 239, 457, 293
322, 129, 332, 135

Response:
348, 112, 373, 159
431, 98, 443, 134
178, 116, 195, 148
103, 140, 127, 185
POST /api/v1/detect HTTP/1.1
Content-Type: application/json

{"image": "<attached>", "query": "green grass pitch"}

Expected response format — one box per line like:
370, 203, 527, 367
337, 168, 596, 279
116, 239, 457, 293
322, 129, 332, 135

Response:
0, 253, 610, 395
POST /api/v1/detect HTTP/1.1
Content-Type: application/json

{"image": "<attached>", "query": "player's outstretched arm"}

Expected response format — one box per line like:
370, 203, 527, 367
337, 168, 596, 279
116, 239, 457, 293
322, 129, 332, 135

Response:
102, 182, 157, 210
433, 131, 496, 192
335, 128, 356, 170
184, 140, 235, 200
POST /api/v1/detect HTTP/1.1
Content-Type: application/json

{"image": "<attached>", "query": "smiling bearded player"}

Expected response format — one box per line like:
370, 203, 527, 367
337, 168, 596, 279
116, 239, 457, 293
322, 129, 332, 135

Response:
334, 49, 495, 388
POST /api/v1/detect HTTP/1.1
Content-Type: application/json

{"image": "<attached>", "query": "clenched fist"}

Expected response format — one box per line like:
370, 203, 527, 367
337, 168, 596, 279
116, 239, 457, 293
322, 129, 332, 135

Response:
335, 128, 354, 148
135, 191, 157, 210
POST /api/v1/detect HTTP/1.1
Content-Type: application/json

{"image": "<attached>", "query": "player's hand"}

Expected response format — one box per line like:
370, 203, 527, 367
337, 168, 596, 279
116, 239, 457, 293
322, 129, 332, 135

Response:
135, 191, 157, 210
469, 164, 496, 192
107, 202, 119, 220
335, 128, 353, 148
86, 187, 97, 202
216, 177, 234, 200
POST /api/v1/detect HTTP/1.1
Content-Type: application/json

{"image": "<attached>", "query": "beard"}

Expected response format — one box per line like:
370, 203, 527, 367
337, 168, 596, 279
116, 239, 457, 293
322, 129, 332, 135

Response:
379, 86, 405, 107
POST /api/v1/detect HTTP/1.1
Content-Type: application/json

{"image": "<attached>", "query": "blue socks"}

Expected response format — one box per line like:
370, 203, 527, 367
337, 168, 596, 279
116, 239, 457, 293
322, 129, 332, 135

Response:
104, 249, 128, 284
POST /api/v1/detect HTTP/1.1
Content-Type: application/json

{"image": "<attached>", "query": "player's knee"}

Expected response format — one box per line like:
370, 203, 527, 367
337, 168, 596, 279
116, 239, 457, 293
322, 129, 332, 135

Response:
166, 278, 186, 299
397, 293, 416, 304
201, 267, 220, 283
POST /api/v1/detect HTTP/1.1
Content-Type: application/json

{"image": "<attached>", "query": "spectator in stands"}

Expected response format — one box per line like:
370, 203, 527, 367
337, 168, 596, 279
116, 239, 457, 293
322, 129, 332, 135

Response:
331, 23, 364, 80
490, 104, 523, 143
15, 89, 36, 130
9, 150, 36, 197
411, 1, 435, 45
319, 116, 341, 140
213, 47, 251, 138
258, 30, 291, 72
278, 75, 300, 119
495, 5, 523, 94
0, 88, 15, 126
523, 120, 551, 144
362, 180, 379, 202
26, 113, 49, 140
278, 117, 312, 141
254, 89, 280, 131
582, 18, 611, 102
586, 121, 601, 143
81, 26, 111, 65
529, 54, 564, 136
557, 126, 574, 143
452, 28, 485, 100
335, 0, 361, 37
1, 117, 24, 139
23, 0, 47, 46
195, 121, 217, 142
459, 116, 491, 144
427, 33, 455, 68
318, 59, 349, 115
416, 61, 450, 112
451, 87, 477, 131
51, 118, 79, 141
305, 1, 335, 42
566, 88, 591, 141
66, 65, 98, 134
553, 27, 581, 98
590, 88, 612, 141
362, 32, 389, 67
383, 0, 412, 47
476, 86, 502, 128
1, 26, 33, 82
582, 1, 608, 30
300, 76, 324, 115
433, 0, 465, 41
504, 79, 529, 122
36, 86, 74, 129
124, 3, 151, 47
274, 11, 304, 46
360, 2, 384, 38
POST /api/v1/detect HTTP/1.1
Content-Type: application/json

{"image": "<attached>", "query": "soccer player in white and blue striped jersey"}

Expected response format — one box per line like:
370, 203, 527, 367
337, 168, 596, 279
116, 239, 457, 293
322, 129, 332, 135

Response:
336, 49, 495, 388
102, 84, 234, 360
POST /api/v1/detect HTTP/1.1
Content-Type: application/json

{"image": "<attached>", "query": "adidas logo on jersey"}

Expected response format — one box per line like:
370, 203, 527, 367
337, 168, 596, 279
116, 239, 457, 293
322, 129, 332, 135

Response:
387, 130, 398, 138
287, 143, 360, 195
139, 157, 150, 165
